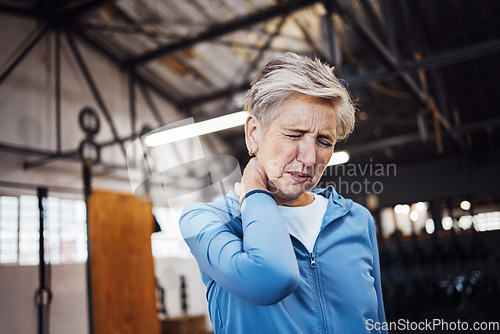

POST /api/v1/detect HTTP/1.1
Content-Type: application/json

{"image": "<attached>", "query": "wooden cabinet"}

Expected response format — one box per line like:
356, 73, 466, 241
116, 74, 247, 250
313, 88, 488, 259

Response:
161, 315, 207, 334
88, 190, 160, 334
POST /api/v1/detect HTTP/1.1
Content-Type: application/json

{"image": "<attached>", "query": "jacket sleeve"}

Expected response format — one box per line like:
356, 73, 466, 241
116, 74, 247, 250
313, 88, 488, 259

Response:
369, 217, 388, 333
179, 192, 299, 305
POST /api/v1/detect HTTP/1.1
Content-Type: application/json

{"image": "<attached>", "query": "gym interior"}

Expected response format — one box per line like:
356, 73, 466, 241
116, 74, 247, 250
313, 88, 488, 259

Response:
1, 0, 499, 333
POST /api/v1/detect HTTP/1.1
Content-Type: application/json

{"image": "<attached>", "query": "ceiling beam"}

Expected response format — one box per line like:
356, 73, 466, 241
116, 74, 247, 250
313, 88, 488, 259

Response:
331, 0, 469, 150
343, 115, 500, 156
186, 12, 290, 111
0, 25, 49, 85
58, 0, 116, 20
333, 2, 427, 103
65, 30, 127, 160
180, 38, 500, 108
72, 28, 183, 109
0, 4, 36, 17
127, 0, 320, 66
348, 39, 500, 88
0, 0, 115, 21
182, 82, 250, 109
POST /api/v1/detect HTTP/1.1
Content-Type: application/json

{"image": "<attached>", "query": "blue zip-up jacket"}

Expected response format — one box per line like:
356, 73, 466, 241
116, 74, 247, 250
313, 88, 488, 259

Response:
180, 186, 387, 333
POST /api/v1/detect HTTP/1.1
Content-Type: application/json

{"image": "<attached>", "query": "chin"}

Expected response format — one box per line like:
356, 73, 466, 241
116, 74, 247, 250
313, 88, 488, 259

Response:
270, 180, 313, 199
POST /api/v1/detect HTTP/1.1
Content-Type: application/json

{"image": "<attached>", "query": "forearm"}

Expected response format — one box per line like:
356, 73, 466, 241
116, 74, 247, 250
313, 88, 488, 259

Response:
181, 192, 299, 305
238, 192, 299, 299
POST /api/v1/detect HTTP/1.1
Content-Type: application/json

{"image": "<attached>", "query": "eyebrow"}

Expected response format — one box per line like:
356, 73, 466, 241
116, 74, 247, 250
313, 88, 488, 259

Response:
318, 133, 335, 141
284, 127, 336, 141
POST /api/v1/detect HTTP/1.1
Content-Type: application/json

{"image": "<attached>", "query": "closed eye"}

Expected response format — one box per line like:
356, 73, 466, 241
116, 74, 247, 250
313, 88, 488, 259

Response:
317, 134, 334, 147
318, 140, 333, 147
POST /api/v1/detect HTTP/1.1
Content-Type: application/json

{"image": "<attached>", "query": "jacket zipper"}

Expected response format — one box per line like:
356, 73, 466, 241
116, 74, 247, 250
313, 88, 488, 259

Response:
308, 203, 350, 334
310, 252, 327, 333
286, 196, 350, 333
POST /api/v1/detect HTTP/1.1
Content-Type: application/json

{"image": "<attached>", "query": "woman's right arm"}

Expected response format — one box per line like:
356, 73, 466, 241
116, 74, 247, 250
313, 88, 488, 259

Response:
179, 159, 299, 306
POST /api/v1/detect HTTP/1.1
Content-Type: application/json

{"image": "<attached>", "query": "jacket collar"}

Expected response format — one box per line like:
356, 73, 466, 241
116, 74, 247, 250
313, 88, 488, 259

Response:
222, 186, 351, 238
311, 185, 352, 227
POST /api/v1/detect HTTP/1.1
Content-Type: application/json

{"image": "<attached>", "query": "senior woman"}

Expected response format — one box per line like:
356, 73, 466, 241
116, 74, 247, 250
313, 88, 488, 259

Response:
180, 53, 387, 334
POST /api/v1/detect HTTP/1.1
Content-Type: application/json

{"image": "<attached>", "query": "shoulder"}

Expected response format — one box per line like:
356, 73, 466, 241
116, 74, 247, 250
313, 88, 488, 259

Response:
347, 201, 378, 248
179, 192, 241, 235
345, 201, 375, 235
181, 192, 240, 218
349, 201, 373, 221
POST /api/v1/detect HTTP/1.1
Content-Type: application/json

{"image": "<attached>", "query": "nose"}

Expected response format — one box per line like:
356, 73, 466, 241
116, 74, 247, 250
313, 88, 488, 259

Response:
296, 138, 316, 167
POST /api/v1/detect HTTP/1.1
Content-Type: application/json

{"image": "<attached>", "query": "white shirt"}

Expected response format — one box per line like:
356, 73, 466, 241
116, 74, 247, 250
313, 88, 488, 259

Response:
278, 193, 329, 253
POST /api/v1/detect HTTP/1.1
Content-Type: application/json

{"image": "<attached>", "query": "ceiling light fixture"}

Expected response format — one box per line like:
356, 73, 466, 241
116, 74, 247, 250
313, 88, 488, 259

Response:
144, 111, 249, 147
328, 151, 350, 166
460, 200, 471, 211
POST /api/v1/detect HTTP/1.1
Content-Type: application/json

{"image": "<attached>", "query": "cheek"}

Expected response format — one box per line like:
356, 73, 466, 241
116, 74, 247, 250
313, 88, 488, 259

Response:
264, 143, 297, 173
315, 151, 333, 173
263, 159, 283, 178
280, 141, 299, 162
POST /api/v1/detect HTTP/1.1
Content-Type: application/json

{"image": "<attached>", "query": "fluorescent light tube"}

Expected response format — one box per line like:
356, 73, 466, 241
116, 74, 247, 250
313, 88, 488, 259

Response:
144, 111, 249, 147
328, 151, 349, 166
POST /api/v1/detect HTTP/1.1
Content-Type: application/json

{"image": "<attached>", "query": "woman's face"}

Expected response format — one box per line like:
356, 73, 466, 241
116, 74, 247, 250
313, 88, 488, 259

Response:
253, 94, 337, 206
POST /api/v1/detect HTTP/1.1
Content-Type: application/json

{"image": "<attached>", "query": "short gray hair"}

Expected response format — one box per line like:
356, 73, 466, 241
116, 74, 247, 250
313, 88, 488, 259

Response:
242, 53, 356, 141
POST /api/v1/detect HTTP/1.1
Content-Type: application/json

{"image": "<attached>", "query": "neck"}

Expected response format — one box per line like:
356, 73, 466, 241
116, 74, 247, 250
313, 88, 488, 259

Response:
275, 191, 314, 207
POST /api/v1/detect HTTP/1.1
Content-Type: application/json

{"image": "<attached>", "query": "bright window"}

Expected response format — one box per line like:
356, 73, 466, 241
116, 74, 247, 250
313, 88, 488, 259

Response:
0, 195, 87, 265
151, 206, 191, 258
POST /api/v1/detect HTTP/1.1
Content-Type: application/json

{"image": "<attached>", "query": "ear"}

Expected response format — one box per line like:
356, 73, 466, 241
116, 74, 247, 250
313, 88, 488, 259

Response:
244, 114, 261, 155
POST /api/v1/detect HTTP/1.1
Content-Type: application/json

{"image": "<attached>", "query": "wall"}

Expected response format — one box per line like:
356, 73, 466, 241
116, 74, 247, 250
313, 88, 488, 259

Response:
0, 263, 89, 334
0, 257, 211, 334
0, 12, 181, 194
0, 265, 38, 334
155, 257, 211, 329
0, 12, 234, 201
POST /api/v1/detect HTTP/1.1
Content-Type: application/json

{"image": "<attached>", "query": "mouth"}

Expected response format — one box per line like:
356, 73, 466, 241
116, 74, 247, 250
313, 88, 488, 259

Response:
287, 171, 311, 183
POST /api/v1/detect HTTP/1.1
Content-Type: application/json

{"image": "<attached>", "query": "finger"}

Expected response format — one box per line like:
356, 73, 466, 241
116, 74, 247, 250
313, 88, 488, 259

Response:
234, 182, 241, 197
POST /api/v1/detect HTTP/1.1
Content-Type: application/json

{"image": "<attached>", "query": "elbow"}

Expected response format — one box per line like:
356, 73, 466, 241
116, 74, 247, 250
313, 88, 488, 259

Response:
257, 269, 299, 306
246, 259, 300, 306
